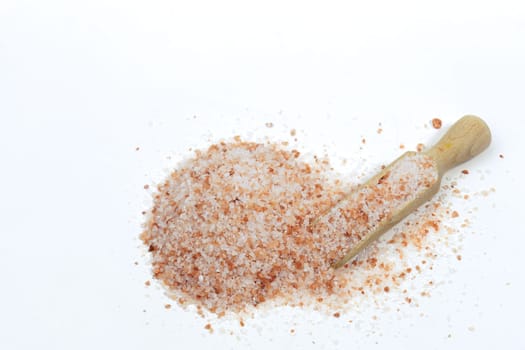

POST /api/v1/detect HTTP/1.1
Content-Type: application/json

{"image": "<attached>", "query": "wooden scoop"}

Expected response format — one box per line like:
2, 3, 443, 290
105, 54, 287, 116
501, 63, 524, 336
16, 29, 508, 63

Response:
330, 115, 491, 269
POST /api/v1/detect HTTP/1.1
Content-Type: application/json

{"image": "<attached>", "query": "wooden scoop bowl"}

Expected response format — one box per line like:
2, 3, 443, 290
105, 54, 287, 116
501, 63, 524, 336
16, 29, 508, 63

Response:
331, 115, 491, 269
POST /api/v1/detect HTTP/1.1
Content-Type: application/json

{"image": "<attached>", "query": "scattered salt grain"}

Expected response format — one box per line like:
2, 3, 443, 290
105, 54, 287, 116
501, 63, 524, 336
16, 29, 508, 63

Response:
140, 136, 482, 317
204, 323, 213, 333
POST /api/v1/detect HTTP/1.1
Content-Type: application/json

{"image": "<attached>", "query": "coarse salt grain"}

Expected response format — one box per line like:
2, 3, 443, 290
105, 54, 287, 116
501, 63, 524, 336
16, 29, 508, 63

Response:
141, 139, 346, 313
141, 138, 467, 316
204, 323, 213, 333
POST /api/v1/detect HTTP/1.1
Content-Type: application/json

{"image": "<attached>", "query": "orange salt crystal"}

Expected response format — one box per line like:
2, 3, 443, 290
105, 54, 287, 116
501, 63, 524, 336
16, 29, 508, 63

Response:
432, 118, 442, 129
204, 324, 213, 333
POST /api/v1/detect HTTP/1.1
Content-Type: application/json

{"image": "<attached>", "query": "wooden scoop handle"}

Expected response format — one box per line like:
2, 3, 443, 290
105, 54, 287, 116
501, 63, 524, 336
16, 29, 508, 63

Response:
425, 115, 491, 175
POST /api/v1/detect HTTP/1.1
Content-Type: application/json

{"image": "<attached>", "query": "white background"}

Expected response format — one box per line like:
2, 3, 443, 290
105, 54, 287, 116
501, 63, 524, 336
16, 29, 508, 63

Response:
1, 1, 524, 349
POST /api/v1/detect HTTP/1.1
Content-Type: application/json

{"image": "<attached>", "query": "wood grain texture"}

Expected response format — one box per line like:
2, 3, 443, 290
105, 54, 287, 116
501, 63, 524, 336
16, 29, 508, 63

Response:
425, 115, 492, 175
